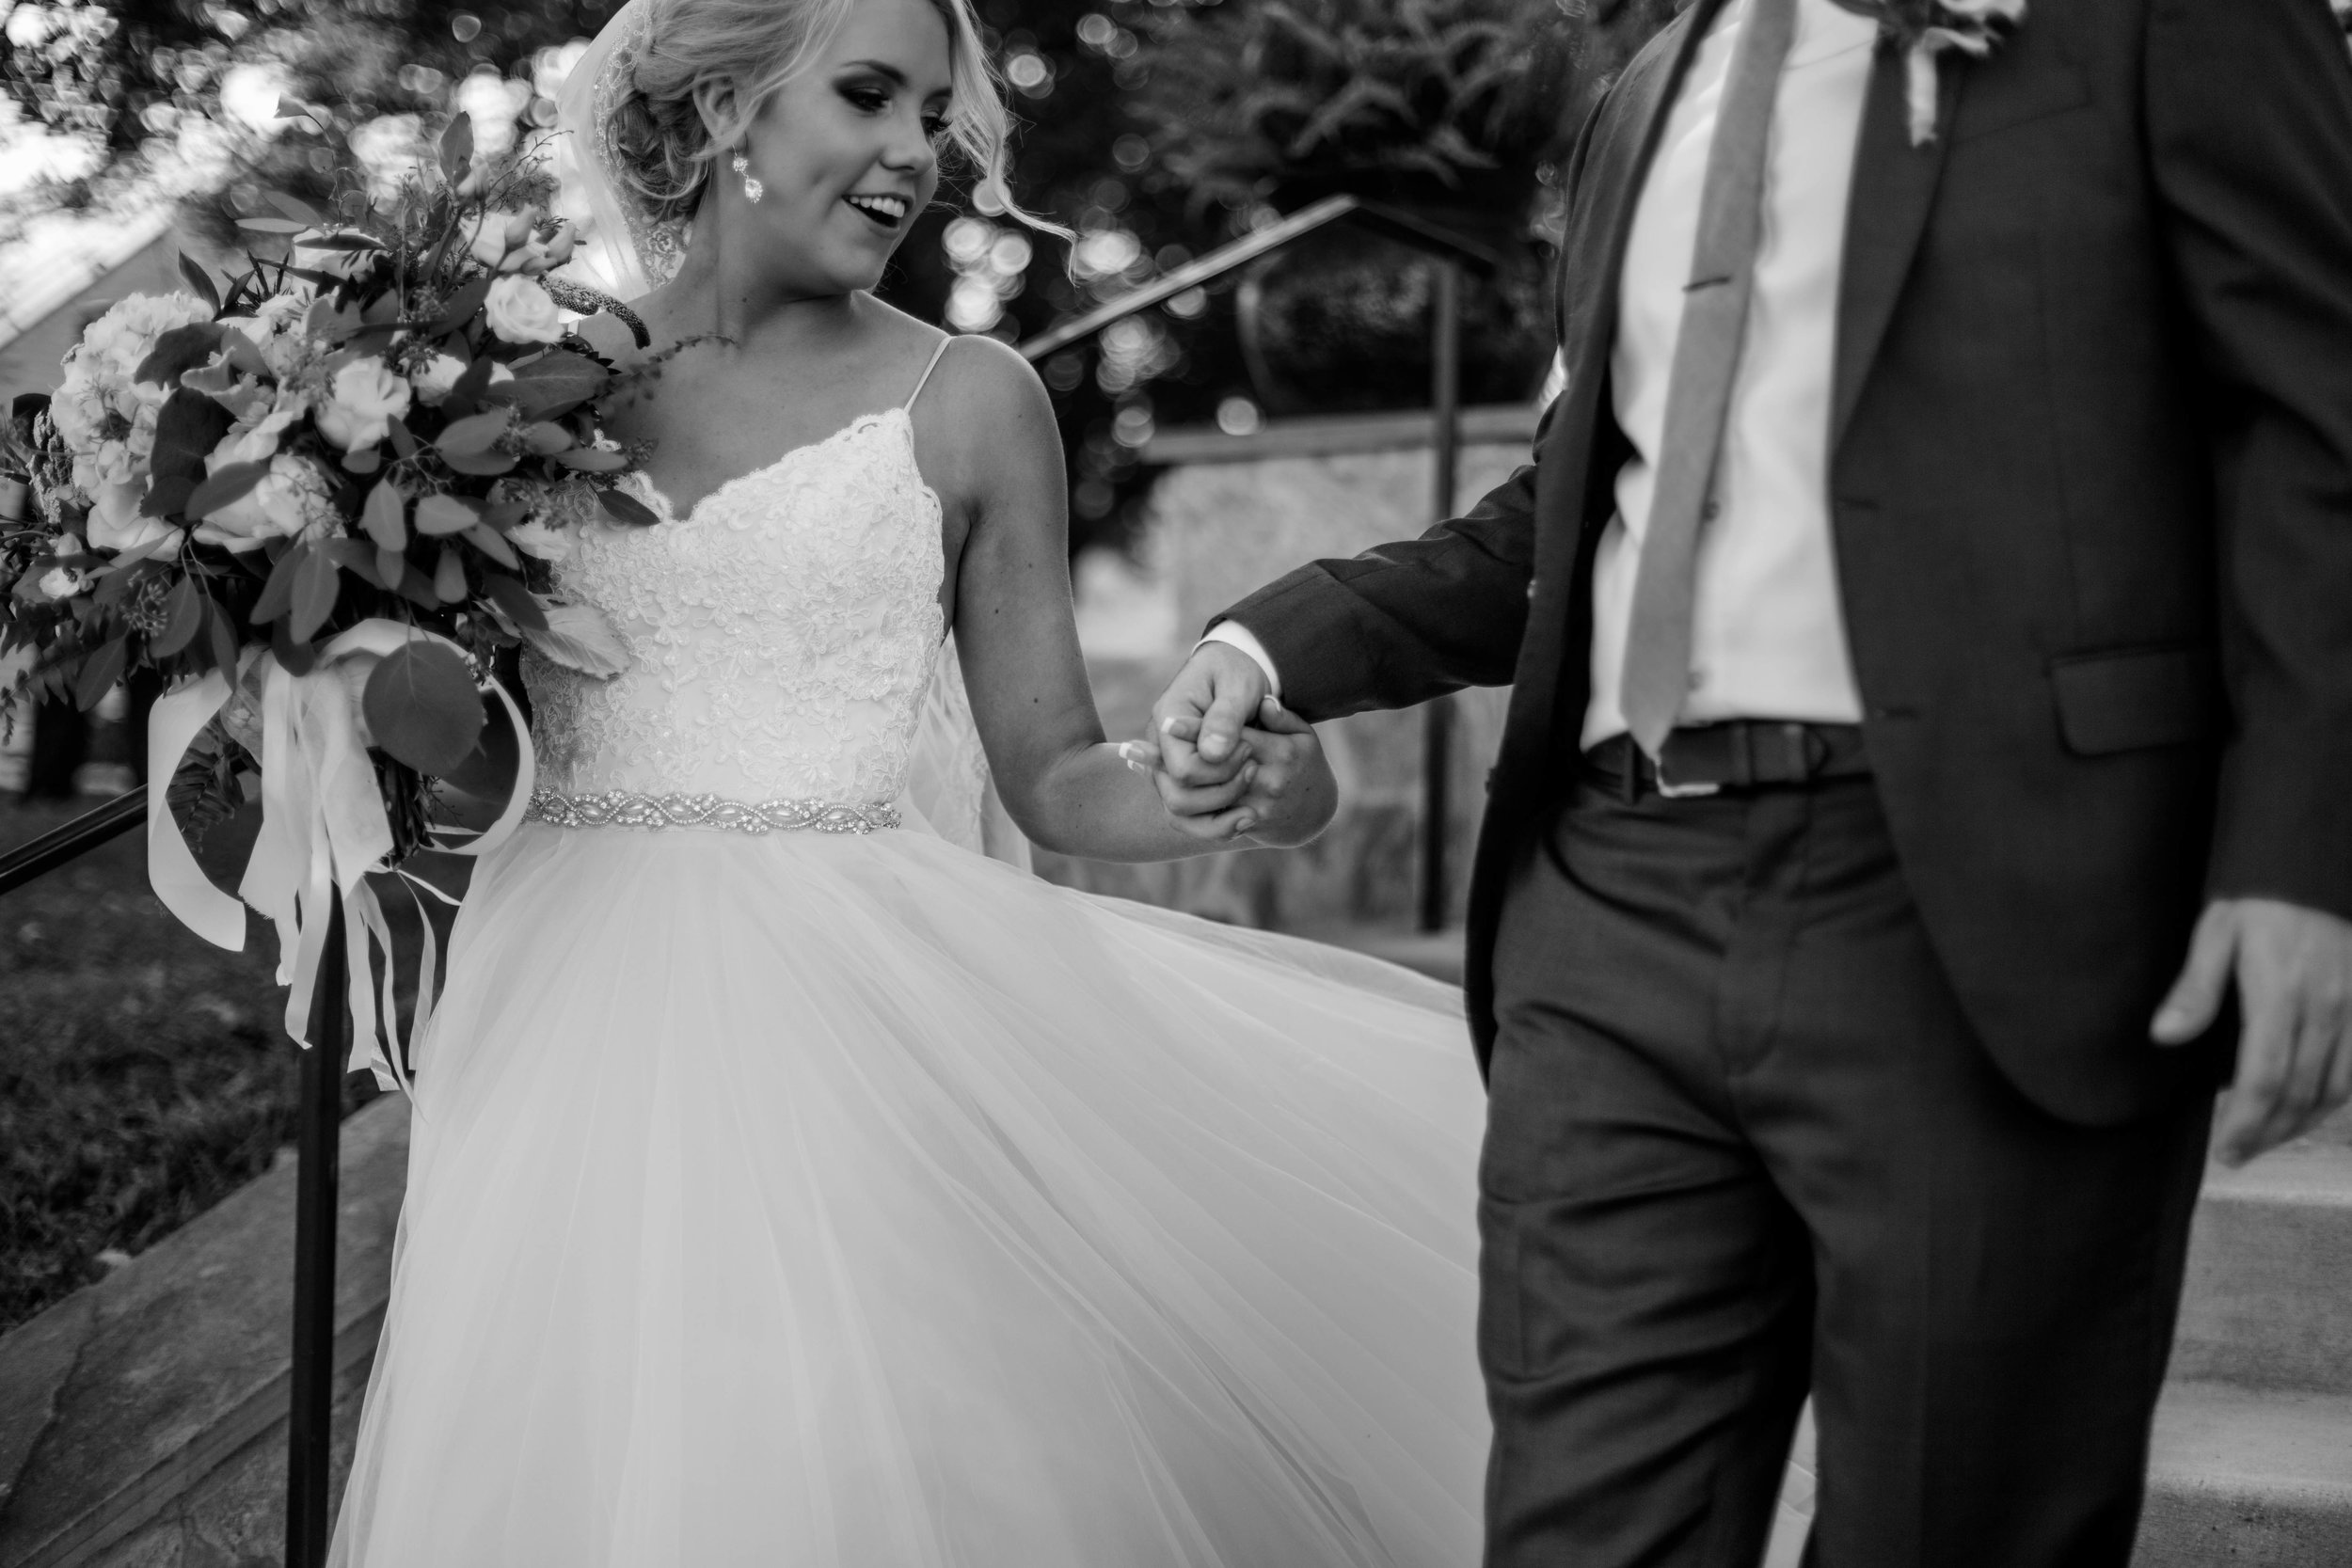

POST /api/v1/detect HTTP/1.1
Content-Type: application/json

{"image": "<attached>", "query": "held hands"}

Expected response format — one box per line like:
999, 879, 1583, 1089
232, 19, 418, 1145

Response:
2153, 897, 2352, 1166
1122, 643, 1336, 846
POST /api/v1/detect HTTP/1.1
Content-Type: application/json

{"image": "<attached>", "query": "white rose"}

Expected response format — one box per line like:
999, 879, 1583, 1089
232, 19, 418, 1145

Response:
460, 208, 541, 271
314, 358, 412, 451
38, 564, 87, 600
506, 519, 575, 562
409, 352, 468, 405
483, 276, 564, 344
93, 437, 137, 489
85, 481, 181, 554
194, 453, 337, 551
207, 420, 283, 472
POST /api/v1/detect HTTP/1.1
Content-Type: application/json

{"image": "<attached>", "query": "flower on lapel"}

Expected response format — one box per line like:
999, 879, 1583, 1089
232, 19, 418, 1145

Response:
1867, 0, 2028, 147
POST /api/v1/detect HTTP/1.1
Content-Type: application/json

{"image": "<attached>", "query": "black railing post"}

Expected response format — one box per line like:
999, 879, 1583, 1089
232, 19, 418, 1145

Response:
286, 895, 347, 1567
1419, 260, 1464, 935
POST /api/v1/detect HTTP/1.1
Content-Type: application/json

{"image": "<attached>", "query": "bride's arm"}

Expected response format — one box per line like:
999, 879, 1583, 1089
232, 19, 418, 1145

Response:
934, 339, 1335, 863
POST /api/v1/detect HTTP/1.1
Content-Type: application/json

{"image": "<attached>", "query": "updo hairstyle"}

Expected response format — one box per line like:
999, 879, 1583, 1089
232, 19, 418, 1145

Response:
602, 0, 1029, 229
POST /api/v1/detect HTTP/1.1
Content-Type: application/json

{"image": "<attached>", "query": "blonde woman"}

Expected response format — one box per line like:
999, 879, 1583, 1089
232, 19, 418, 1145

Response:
326, 0, 1495, 1560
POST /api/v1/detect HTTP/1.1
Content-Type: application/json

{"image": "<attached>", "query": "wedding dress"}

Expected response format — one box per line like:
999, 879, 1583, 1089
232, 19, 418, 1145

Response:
325, 341, 1493, 1566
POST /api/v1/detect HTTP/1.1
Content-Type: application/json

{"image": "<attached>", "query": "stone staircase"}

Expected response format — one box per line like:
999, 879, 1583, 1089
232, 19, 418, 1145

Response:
2136, 1118, 2352, 1565
1761, 1120, 2352, 1567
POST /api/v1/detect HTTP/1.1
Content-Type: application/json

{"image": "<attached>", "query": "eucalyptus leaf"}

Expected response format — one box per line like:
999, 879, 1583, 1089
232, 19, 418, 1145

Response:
289, 546, 341, 642
250, 541, 309, 624
134, 323, 227, 388
364, 641, 485, 775
436, 410, 510, 457
151, 577, 205, 657
184, 461, 271, 521
597, 487, 661, 528
75, 637, 127, 711
414, 495, 481, 536
361, 481, 407, 548
521, 601, 631, 680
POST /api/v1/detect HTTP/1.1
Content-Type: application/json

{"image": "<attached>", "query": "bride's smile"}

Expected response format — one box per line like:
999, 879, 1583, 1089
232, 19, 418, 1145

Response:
704, 0, 951, 295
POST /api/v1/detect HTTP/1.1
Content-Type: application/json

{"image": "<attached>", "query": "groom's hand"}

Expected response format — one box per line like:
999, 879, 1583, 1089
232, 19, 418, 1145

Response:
2153, 898, 2352, 1166
1121, 700, 1337, 845
1149, 641, 1271, 789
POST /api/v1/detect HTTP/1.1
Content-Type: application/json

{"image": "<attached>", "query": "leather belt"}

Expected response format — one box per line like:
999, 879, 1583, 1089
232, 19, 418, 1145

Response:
1583, 721, 1871, 800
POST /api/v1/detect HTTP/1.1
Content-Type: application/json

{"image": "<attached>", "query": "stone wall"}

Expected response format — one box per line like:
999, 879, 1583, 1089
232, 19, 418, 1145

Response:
1036, 431, 1535, 935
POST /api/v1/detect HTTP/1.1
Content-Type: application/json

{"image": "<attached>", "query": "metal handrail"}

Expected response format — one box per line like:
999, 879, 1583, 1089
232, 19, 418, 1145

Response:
1020, 194, 1486, 932
0, 787, 147, 895
0, 785, 343, 1565
1019, 195, 1499, 361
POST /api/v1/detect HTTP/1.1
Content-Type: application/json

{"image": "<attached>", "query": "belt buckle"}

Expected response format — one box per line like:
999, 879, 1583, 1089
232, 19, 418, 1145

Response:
1651, 749, 1722, 800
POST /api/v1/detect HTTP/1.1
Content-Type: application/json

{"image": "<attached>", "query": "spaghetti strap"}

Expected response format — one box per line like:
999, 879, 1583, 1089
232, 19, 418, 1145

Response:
903, 334, 955, 411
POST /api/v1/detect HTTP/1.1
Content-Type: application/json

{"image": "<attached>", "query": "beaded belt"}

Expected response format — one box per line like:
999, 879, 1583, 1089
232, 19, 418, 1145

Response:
526, 790, 900, 835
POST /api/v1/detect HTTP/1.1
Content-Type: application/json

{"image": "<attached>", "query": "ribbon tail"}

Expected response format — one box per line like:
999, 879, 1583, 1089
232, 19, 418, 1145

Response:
342, 879, 403, 1090
145, 671, 246, 951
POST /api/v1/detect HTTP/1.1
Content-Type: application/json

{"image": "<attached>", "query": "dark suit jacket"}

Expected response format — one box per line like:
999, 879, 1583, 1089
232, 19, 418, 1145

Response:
1222, 0, 2352, 1123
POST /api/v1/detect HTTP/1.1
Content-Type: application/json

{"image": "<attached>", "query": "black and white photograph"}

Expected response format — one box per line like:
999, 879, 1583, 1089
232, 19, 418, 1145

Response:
1, 0, 2347, 1561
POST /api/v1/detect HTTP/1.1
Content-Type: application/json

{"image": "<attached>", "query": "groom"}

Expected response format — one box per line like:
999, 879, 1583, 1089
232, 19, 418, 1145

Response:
1144, 0, 2352, 1562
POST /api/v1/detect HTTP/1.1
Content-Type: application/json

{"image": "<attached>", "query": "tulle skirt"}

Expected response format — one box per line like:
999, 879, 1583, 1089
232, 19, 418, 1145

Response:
328, 818, 1490, 1567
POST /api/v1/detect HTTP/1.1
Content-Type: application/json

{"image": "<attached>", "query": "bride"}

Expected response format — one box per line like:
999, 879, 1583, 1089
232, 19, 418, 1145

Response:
327, 0, 1492, 1560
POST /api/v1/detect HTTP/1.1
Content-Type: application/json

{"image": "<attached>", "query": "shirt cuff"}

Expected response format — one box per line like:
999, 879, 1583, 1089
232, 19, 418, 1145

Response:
1196, 622, 1282, 702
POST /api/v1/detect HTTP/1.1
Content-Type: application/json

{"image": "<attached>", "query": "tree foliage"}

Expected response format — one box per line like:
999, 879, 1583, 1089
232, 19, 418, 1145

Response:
1131, 0, 1578, 214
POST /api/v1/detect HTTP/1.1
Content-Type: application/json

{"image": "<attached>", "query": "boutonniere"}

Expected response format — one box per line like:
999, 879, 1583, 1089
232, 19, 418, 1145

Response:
1868, 0, 2029, 146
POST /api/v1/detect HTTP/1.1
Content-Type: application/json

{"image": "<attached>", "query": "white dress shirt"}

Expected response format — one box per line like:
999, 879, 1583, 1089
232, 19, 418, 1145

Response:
1209, 0, 1877, 746
1583, 0, 1875, 746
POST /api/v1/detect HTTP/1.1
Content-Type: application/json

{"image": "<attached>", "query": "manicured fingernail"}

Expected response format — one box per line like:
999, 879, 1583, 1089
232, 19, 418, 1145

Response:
1233, 815, 1256, 833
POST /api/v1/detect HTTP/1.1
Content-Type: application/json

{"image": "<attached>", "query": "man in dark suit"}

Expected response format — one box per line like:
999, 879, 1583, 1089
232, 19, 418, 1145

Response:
1140, 0, 2352, 1561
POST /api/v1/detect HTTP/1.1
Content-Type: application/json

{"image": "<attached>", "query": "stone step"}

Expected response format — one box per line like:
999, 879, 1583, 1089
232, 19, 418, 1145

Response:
2173, 1140, 2352, 1397
2134, 1380, 2352, 1567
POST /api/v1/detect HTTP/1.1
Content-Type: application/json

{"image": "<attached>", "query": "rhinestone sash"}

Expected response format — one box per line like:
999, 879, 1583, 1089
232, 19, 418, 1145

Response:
527, 790, 900, 835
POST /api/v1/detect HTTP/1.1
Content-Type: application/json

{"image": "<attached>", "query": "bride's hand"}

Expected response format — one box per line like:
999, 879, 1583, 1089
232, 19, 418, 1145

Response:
1120, 699, 1337, 847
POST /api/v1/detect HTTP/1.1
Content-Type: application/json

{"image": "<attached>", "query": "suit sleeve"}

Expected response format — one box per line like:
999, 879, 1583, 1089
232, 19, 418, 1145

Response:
2147, 0, 2352, 919
1215, 106, 1611, 725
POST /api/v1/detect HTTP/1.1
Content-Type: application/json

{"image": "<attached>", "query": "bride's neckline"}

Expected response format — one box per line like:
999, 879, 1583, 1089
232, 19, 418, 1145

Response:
631, 405, 935, 527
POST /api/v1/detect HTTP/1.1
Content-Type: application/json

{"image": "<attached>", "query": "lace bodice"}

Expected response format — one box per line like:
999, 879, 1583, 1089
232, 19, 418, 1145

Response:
525, 407, 946, 807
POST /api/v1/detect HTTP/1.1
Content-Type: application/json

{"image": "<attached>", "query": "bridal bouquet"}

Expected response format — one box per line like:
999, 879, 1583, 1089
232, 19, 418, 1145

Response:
0, 114, 648, 1085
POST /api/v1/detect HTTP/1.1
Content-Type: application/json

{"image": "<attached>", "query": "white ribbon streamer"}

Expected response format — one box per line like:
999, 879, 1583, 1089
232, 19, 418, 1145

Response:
144, 617, 534, 1097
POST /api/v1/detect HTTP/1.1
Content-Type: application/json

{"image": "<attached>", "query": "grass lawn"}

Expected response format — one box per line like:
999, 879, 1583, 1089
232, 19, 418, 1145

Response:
0, 795, 381, 1337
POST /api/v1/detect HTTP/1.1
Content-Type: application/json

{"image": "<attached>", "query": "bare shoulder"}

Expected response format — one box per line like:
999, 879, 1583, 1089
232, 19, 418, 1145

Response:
905, 331, 1059, 506
917, 334, 1054, 445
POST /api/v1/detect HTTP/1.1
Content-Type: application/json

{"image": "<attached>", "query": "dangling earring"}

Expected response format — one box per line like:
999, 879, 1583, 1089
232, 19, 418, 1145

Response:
732, 150, 763, 204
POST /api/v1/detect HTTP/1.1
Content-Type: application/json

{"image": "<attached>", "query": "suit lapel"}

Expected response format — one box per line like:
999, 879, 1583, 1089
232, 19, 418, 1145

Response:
1831, 40, 1963, 450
